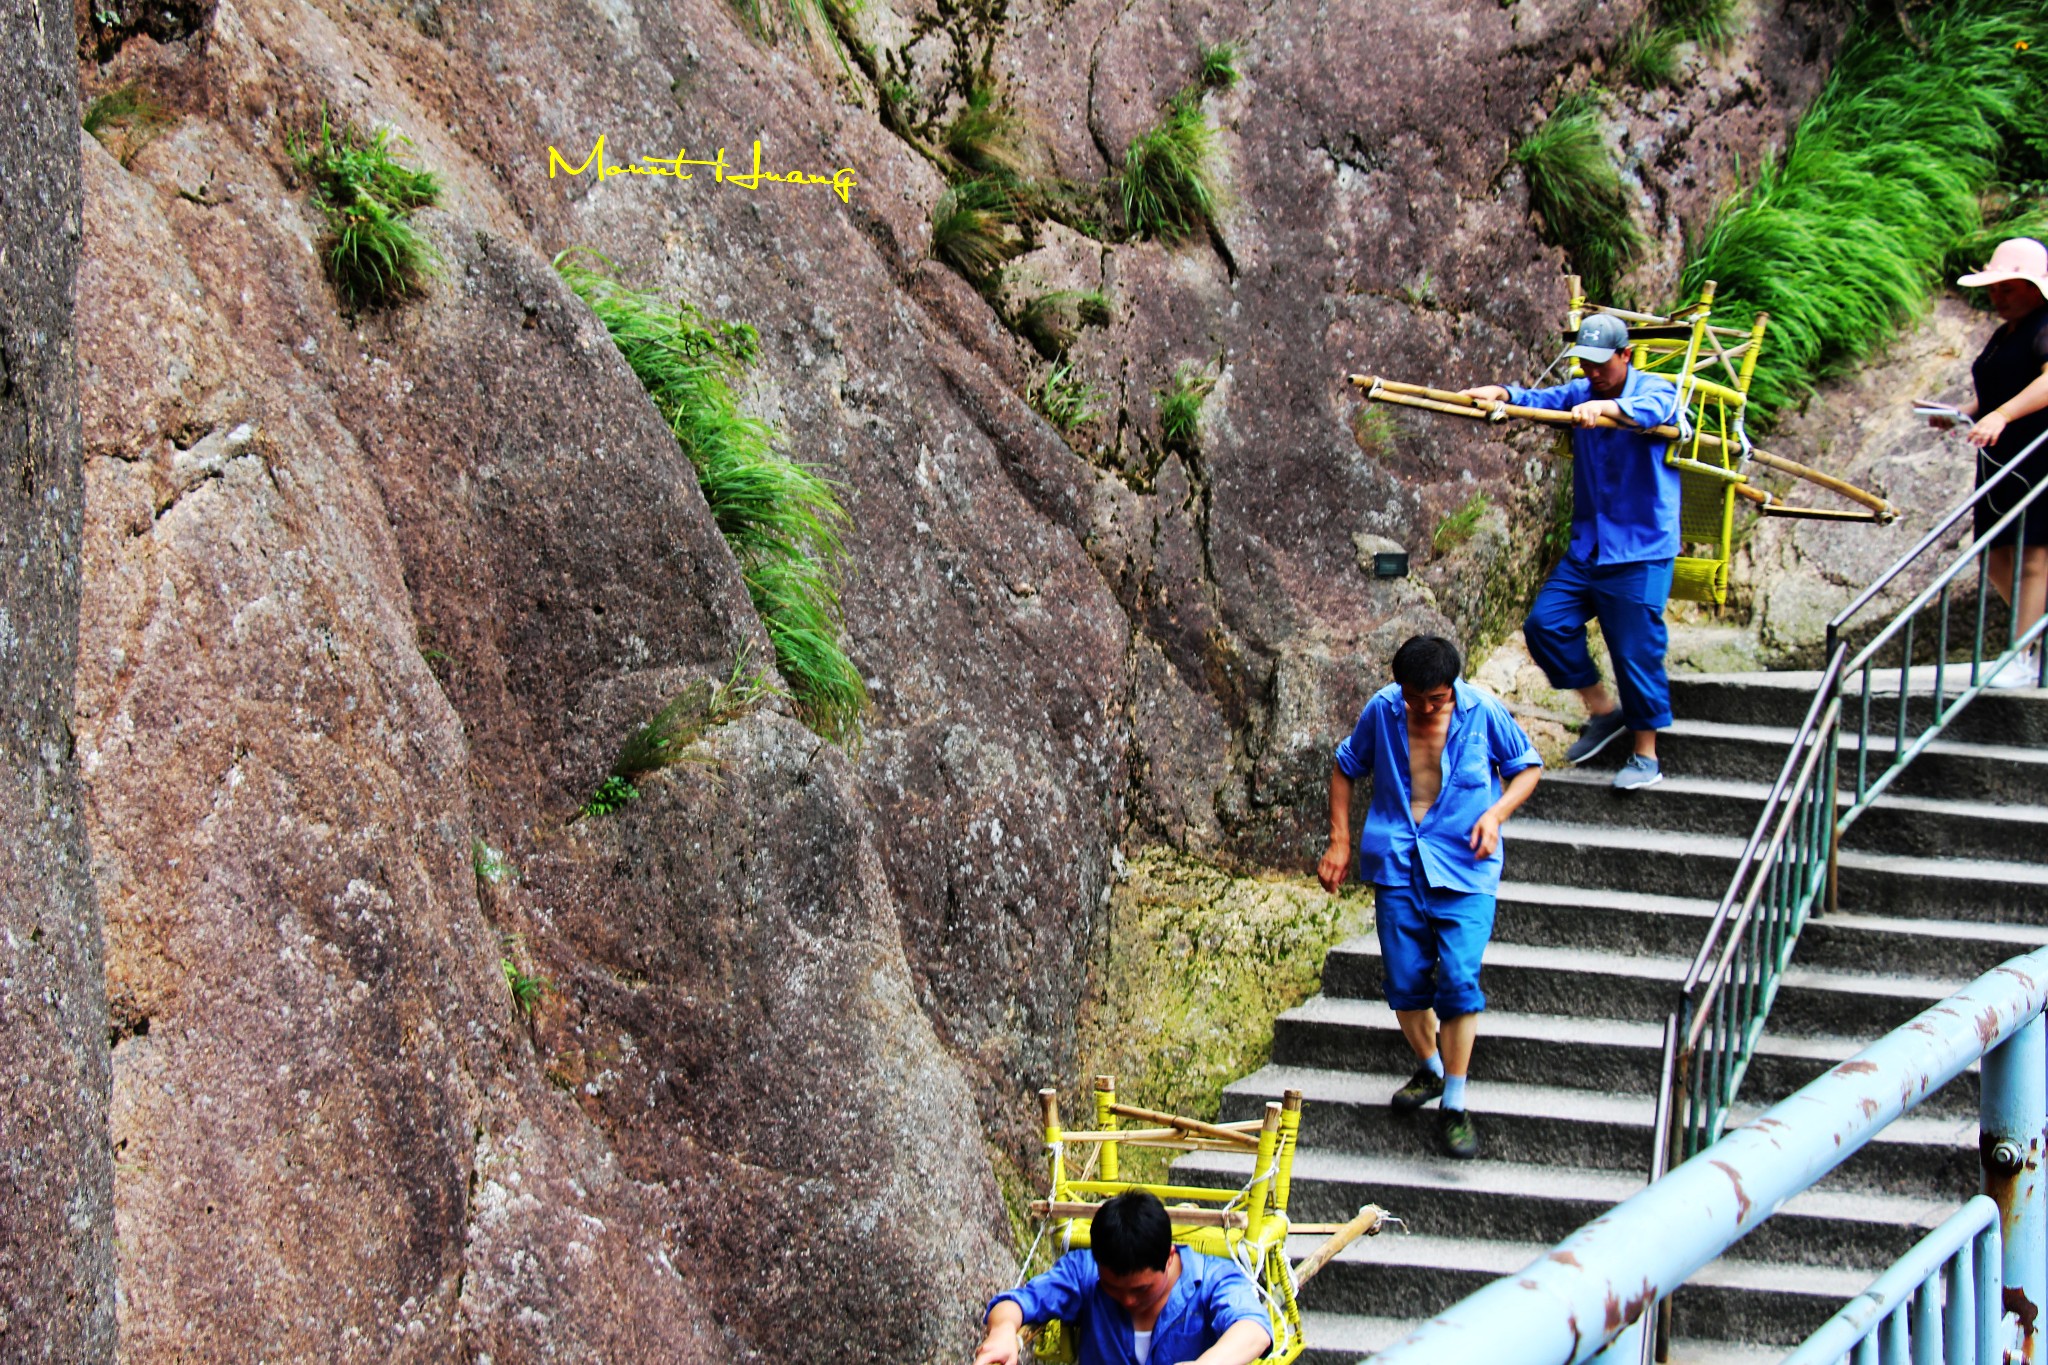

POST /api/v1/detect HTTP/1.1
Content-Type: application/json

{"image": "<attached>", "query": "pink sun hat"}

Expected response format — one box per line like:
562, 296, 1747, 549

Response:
1956, 236, 2048, 293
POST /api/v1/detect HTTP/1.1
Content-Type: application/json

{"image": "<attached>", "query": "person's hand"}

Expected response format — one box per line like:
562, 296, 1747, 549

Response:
972, 1326, 1021, 1365
1459, 385, 1510, 404
1970, 410, 2009, 448
1468, 811, 1502, 859
1317, 839, 1352, 894
1570, 399, 1619, 428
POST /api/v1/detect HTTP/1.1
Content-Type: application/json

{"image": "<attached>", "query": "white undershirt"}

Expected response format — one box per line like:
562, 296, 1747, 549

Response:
1132, 1329, 1153, 1364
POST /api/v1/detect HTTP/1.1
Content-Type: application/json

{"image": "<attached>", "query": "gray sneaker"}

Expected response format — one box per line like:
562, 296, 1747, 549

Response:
1613, 754, 1664, 791
1566, 710, 1628, 764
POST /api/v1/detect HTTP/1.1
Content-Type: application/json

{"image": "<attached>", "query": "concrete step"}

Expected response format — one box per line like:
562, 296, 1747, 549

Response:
1268, 995, 1980, 1115
1318, 936, 1968, 1039
1224, 1065, 1979, 1199
1486, 880, 2048, 977
1592, 718, 2048, 805
1520, 769, 2048, 866
1671, 669, 2048, 743
1179, 1146, 1957, 1272
1294, 1311, 1782, 1365
1500, 819, 2045, 924
1282, 1228, 1871, 1345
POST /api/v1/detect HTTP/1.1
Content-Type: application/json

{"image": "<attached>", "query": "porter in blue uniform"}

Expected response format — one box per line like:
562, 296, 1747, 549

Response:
1462, 314, 1683, 790
1317, 636, 1542, 1159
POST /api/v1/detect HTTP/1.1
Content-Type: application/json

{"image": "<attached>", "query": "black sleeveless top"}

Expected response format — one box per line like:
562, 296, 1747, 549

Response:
1972, 302, 2048, 465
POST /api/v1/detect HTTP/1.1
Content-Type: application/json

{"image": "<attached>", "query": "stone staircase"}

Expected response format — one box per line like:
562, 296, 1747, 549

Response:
1183, 671, 2048, 1363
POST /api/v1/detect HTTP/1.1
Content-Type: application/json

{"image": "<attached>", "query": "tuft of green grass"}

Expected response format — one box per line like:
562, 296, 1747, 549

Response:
1120, 94, 1226, 243
286, 110, 442, 309
580, 774, 641, 818
1679, 0, 2048, 420
1014, 289, 1113, 359
612, 648, 786, 779
1614, 18, 1682, 87
1158, 363, 1216, 454
1433, 492, 1492, 553
556, 252, 868, 740
944, 85, 1035, 182
1037, 359, 1105, 432
83, 82, 172, 165
1197, 41, 1241, 90
1353, 405, 1395, 455
1512, 94, 1643, 301
1660, 0, 1739, 52
930, 178, 1028, 282
1944, 197, 2048, 296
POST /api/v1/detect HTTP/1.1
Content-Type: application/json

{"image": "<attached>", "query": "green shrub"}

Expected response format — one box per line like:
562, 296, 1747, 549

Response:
1120, 95, 1226, 242
286, 111, 442, 309
1353, 405, 1396, 455
1679, 0, 2048, 420
1038, 359, 1105, 432
1433, 492, 1492, 553
613, 649, 787, 779
472, 838, 511, 885
500, 938, 550, 1018
580, 775, 641, 818
1512, 95, 1643, 301
1158, 364, 1216, 454
1198, 41, 1241, 90
556, 252, 868, 740
1945, 198, 2048, 289
931, 178, 1027, 281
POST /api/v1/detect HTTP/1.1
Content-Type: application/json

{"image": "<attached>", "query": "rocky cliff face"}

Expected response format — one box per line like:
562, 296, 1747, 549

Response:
21, 0, 1850, 1356
0, 3, 117, 1358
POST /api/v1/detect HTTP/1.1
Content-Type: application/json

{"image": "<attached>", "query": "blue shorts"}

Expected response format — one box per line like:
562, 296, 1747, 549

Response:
1374, 863, 1496, 1017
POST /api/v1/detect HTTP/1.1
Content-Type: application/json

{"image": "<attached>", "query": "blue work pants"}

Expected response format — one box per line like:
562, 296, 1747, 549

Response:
1524, 555, 1675, 732
1375, 860, 1496, 1018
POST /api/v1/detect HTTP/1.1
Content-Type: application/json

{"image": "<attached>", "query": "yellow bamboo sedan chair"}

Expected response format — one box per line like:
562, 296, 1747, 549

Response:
1014, 1078, 1389, 1365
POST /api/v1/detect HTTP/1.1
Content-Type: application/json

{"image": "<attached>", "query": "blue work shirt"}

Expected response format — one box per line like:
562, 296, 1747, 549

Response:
988, 1248, 1271, 1365
1506, 366, 1682, 564
1333, 679, 1543, 895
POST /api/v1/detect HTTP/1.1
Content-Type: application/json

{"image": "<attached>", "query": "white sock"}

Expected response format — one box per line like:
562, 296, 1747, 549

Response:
1422, 1052, 1445, 1079
1443, 1074, 1468, 1110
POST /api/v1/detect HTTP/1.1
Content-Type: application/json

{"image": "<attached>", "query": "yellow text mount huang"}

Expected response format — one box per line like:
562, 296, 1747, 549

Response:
546, 135, 858, 204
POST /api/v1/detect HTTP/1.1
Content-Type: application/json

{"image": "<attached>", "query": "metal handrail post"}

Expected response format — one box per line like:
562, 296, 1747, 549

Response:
1982, 1013, 2047, 1363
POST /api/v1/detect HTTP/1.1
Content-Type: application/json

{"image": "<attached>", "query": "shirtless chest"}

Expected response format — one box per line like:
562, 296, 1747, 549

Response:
1407, 712, 1450, 821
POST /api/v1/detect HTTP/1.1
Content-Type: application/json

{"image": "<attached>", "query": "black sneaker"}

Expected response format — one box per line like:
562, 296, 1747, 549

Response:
1565, 710, 1628, 764
1390, 1066, 1446, 1111
1440, 1107, 1479, 1159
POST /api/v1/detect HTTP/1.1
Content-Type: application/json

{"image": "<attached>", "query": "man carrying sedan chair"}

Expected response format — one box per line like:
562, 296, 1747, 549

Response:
1461, 312, 1685, 791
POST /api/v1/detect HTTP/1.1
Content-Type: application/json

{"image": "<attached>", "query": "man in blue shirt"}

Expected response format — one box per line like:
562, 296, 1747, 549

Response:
973, 1192, 1273, 1365
1317, 636, 1542, 1158
1461, 313, 1683, 791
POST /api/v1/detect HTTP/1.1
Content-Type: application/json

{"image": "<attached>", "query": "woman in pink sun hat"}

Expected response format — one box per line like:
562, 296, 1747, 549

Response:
1930, 236, 2048, 686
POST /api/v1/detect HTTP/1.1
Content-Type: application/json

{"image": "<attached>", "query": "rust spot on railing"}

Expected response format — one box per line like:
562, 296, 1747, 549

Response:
1835, 1060, 1878, 1075
1710, 1160, 1752, 1222
1861, 1098, 1880, 1118
1550, 1251, 1582, 1268
1979, 1007, 2003, 1046
2005, 1286, 2039, 1344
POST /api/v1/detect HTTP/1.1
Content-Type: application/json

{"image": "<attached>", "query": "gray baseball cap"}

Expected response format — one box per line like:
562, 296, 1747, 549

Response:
1566, 313, 1630, 362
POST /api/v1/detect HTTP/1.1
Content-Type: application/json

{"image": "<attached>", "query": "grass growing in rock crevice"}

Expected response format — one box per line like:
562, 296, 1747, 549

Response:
1678, 0, 2048, 421
1512, 94, 1642, 302
556, 251, 868, 741
287, 111, 442, 309
1158, 363, 1216, 456
1120, 92, 1227, 242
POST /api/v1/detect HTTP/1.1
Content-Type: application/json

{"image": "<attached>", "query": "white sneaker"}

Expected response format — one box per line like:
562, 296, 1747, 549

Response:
1988, 649, 2042, 689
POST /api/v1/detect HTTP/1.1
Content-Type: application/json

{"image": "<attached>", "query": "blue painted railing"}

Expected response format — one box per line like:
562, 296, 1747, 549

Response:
1369, 946, 2048, 1365
1781, 1197, 2004, 1365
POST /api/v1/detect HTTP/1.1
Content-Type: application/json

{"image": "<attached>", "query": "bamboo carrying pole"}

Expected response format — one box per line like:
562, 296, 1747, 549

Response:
1291, 1205, 1390, 1287
1348, 374, 1898, 521
1106, 1102, 1262, 1148
1028, 1200, 1251, 1229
